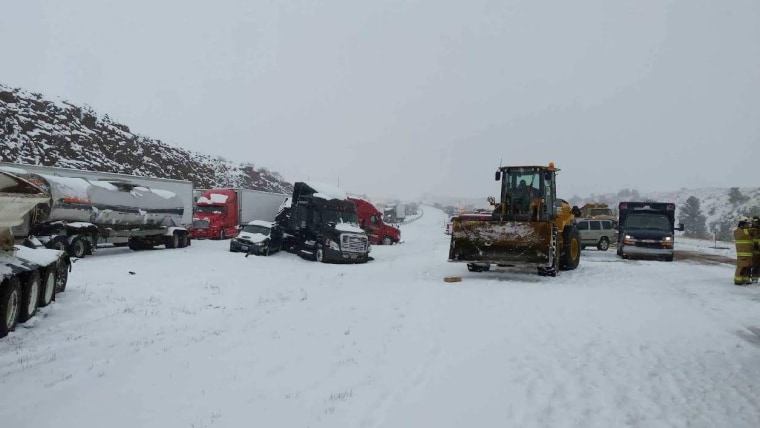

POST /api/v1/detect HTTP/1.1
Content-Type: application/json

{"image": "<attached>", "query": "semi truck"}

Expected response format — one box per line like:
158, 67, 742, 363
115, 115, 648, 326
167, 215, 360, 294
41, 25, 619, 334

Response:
190, 188, 289, 239
1, 170, 71, 338
348, 197, 400, 245
0, 163, 192, 257
448, 163, 581, 276
276, 182, 370, 263
616, 201, 685, 261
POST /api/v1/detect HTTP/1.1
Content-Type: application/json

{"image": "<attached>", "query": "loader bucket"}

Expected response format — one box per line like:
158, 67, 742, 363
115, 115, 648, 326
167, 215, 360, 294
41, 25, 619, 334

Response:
448, 219, 554, 266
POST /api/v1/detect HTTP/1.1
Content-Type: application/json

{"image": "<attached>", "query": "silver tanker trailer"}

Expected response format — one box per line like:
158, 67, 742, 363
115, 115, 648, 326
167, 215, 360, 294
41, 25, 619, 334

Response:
0, 163, 192, 258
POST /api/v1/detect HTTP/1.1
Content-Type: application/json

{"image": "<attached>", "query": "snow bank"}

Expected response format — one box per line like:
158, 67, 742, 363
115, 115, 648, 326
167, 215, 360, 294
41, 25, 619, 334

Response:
3, 206, 760, 428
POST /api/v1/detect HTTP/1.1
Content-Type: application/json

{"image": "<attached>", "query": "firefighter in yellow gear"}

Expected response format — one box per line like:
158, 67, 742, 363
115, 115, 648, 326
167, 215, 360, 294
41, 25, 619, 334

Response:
734, 216, 753, 285
752, 216, 760, 283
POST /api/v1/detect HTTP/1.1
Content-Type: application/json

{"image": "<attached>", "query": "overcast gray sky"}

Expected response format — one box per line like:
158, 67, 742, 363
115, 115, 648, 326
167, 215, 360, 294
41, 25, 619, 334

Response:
2, 0, 759, 201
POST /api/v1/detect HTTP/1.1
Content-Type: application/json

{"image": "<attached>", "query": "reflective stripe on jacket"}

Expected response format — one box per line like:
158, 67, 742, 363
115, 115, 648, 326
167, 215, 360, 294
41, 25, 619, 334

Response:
735, 227, 753, 257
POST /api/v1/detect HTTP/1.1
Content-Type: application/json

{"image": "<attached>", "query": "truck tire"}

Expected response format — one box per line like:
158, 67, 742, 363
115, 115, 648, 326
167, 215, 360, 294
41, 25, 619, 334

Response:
39, 268, 56, 307
128, 238, 142, 251
597, 237, 609, 252
382, 236, 392, 245
49, 236, 68, 253
178, 233, 189, 248
55, 260, 69, 293
70, 236, 88, 259
0, 276, 22, 338
19, 270, 41, 323
560, 226, 581, 271
315, 244, 326, 263
165, 233, 179, 249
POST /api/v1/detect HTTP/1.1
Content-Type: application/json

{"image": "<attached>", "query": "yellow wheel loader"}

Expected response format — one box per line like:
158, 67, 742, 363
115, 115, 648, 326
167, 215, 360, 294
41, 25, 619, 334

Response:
447, 163, 581, 276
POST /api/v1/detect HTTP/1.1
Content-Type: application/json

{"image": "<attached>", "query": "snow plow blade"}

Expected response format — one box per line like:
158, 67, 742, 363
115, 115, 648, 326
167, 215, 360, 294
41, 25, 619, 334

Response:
448, 219, 554, 266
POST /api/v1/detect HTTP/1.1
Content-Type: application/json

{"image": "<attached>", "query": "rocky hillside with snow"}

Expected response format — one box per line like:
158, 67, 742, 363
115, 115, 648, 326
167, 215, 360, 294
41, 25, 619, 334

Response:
0, 83, 293, 194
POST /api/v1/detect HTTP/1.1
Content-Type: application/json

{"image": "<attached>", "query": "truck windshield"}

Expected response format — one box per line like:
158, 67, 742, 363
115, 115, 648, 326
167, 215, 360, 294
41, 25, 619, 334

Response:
624, 214, 671, 231
322, 210, 359, 226
242, 224, 270, 236
196, 205, 225, 214
589, 209, 613, 216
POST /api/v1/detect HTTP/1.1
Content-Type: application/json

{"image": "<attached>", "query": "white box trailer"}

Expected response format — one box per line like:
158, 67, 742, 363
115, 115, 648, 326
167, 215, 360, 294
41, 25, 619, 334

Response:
238, 189, 289, 224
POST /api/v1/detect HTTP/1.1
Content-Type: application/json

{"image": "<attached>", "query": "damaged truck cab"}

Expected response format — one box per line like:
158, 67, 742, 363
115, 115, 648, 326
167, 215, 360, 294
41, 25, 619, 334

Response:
277, 182, 370, 264
448, 163, 581, 276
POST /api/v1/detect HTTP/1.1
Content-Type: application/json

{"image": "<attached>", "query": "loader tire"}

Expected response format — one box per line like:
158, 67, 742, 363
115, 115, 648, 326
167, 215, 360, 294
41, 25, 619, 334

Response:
560, 226, 581, 271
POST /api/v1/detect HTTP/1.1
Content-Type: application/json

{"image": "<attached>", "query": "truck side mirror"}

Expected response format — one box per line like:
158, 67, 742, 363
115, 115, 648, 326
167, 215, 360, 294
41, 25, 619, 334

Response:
571, 206, 581, 217
494, 171, 501, 181
487, 196, 496, 206
677, 223, 685, 232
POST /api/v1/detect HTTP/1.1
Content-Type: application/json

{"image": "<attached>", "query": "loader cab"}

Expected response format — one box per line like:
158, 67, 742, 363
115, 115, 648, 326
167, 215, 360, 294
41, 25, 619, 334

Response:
494, 166, 557, 222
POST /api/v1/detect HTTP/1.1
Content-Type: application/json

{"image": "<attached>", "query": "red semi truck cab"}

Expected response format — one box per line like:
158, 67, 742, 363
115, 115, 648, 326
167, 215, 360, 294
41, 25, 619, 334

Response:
191, 189, 240, 239
348, 197, 401, 245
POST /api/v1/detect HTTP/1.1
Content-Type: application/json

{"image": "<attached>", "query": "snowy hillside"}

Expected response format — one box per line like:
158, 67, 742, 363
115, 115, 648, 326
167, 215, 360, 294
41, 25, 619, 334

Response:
0, 83, 292, 194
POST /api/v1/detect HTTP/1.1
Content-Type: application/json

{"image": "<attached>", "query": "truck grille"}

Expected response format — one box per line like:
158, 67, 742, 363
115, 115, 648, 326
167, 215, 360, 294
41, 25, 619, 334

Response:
192, 219, 209, 229
341, 233, 368, 253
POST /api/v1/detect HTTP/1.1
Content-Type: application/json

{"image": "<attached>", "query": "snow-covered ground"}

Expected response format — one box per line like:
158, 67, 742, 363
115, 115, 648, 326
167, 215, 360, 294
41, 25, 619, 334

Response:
2, 207, 760, 428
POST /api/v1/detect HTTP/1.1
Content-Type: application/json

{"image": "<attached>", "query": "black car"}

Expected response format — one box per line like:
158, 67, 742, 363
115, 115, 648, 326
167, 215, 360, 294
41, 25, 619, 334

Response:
229, 220, 282, 256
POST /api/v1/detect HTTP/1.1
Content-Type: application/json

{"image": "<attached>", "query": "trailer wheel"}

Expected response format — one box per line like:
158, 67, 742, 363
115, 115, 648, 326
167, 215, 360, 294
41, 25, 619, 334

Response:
70, 236, 88, 259
0, 276, 21, 338
128, 238, 143, 251
49, 236, 68, 253
165, 233, 179, 249
315, 244, 326, 263
39, 267, 56, 307
560, 226, 581, 271
55, 260, 69, 293
19, 271, 41, 323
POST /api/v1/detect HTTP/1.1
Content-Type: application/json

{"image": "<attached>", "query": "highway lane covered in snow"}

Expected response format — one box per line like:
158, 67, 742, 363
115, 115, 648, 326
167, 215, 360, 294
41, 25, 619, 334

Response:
2, 207, 760, 427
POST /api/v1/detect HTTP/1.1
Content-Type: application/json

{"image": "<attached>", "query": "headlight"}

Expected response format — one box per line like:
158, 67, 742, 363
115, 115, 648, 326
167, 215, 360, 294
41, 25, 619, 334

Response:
663, 236, 672, 241
625, 235, 634, 240
327, 239, 340, 250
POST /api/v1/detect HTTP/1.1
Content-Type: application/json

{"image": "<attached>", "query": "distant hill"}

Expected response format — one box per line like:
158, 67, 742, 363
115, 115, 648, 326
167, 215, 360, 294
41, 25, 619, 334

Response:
0, 83, 293, 194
